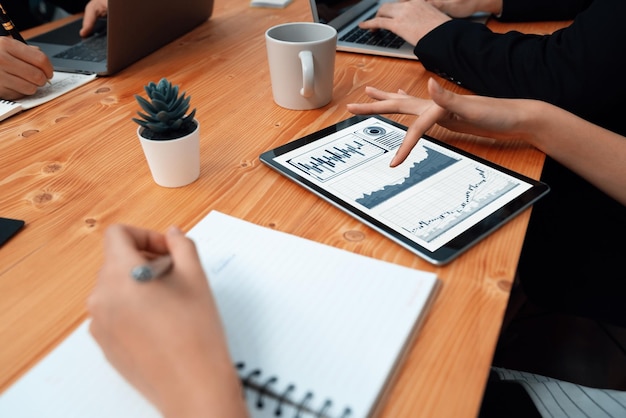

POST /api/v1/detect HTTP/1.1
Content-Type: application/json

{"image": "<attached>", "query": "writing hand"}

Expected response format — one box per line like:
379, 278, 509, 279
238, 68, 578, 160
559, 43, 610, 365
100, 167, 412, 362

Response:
88, 224, 248, 418
0, 37, 53, 100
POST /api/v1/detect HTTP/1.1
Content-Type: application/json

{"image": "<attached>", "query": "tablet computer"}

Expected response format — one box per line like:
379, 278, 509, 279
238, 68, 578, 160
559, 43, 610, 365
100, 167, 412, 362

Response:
260, 115, 550, 265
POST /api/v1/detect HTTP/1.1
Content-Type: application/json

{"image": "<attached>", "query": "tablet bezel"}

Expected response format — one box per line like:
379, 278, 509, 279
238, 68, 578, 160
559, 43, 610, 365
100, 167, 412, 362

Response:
259, 115, 550, 265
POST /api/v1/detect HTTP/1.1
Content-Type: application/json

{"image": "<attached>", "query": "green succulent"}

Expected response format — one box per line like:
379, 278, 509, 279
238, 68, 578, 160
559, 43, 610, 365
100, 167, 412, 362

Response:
133, 78, 197, 138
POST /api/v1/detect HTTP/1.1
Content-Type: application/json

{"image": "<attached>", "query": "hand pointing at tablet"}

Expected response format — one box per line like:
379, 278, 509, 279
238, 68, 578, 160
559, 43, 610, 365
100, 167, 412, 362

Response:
347, 78, 626, 206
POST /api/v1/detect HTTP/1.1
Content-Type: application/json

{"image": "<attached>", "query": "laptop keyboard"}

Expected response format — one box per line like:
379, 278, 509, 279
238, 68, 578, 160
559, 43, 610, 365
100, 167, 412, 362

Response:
339, 14, 406, 49
54, 35, 107, 63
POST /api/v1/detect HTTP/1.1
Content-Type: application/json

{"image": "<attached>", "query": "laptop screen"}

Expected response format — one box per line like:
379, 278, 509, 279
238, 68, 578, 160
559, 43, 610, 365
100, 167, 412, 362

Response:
312, 0, 378, 28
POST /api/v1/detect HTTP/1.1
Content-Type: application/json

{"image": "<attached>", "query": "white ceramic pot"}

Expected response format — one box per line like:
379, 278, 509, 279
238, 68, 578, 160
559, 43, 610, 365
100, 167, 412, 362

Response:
137, 120, 200, 188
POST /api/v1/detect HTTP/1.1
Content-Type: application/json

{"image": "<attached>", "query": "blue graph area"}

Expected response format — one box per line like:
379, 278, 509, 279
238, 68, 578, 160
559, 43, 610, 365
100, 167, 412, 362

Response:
356, 147, 458, 209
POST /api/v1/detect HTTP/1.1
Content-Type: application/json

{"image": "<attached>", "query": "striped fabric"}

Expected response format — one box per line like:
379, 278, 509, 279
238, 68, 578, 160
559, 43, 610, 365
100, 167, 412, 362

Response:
492, 367, 626, 418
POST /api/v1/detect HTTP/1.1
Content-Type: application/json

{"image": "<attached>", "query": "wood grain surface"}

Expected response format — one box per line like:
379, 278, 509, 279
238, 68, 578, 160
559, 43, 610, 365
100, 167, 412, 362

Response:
0, 2, 569, 416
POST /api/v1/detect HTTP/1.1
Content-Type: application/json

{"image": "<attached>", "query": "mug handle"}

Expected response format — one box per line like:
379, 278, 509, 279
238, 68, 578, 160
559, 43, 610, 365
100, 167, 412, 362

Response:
299, 51, 314, 98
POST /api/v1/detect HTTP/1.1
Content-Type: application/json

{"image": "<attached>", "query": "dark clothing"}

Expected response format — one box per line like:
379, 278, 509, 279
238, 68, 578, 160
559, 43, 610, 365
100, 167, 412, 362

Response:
479, 371, 541, 418
416, 0, 625, 135
415, 0, 626, 327
1, 1, 88, 33
499, 0, 593, 22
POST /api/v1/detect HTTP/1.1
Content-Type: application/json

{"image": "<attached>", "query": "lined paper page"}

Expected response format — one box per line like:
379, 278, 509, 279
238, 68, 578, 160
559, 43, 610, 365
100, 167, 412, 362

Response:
189, 211, 440, 418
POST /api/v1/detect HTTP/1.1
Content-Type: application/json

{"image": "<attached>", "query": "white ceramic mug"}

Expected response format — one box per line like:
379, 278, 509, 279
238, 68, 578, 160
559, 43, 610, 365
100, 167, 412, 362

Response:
265, 22, 337, 110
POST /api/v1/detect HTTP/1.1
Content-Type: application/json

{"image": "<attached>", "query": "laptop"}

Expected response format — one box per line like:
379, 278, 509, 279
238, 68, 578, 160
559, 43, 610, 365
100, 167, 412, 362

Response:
309, 0, 488, 60
27, 0, 214, 76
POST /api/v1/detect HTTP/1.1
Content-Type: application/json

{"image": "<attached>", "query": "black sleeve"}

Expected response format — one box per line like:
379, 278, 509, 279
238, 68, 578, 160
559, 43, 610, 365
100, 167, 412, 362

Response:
0, 2, 40, 31
498, 0, 593, 22
0, 0, 89, 33
414, 0, 626, 135
47, 0, 90, 14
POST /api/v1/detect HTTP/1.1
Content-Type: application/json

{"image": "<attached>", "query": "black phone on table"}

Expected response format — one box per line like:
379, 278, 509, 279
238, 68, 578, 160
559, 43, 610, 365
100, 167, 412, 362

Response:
0, 217, 25, 247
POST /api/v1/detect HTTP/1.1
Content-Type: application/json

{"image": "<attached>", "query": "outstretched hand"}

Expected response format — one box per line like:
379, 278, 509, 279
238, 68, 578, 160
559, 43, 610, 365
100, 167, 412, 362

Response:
347, 78, 527, 166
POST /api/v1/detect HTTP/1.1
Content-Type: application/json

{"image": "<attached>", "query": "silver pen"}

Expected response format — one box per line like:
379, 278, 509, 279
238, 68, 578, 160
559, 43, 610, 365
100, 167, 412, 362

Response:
131, 255, 173, 282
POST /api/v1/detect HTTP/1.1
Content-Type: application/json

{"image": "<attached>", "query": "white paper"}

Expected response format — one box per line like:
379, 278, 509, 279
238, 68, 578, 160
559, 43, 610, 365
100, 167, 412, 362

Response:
17, 71, 97, 110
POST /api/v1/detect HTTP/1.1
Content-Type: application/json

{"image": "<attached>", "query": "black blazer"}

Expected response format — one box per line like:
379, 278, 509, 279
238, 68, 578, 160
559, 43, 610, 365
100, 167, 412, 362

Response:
415, 0, 625, 326
1, 0, 88, 33
415, 0, 624, 136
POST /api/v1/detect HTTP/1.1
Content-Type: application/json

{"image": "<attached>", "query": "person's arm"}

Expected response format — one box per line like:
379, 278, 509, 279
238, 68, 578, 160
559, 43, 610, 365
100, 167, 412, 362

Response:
424, 0, 504, 18
347, 78, 626, 206
497, 0, 592, 22
88, 224, 249, 418
0, 37, 53, 100
362, 0, 625, 135
414, 0, 626, 134
419, 0, 589, 20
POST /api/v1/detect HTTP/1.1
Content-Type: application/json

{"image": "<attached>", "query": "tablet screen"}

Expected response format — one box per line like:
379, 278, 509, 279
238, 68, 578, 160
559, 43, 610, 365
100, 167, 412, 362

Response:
260, 115, 549, 265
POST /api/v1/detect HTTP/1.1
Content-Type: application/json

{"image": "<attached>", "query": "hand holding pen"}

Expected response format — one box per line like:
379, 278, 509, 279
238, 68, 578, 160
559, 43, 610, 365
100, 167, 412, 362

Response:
0, 3, 54, 100
87, 224, 247, 417
0, 3, 26, 43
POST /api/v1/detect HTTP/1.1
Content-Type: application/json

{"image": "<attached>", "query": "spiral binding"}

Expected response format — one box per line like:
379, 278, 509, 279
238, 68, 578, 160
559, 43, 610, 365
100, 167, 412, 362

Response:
237, 362, 352, 418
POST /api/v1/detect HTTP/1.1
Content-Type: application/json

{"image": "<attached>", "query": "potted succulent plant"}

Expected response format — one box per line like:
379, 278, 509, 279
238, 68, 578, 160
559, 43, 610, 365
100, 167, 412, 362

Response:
133, 78, 200, 187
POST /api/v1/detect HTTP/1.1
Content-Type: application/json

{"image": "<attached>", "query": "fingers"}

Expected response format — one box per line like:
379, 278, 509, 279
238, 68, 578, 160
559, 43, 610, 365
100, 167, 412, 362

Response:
89, 225, 180, 334
80, 0, 108, 37
391, 103, 447, 166
99, 224, 169, 289
390, 128, 421, 168
347, 86, 431, 116
105, 224, 169, 257
80, 16, 97, 38
163, 226, 207, 286
390, 80, 458, 166
365, 86, 409, 100
427, 77, 457, 109
357, 2, 401, 31
0, 38, 53, 99
97, 224, 205, 293
347, 81, 454, 167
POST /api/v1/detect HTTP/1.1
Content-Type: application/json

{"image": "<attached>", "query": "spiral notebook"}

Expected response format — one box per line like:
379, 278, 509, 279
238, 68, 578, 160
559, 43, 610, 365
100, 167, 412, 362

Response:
0, 211, 440, 418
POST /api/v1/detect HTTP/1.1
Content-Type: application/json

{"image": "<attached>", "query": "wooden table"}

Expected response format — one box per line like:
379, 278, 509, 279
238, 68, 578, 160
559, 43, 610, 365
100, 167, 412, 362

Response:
0, 1, 568, 416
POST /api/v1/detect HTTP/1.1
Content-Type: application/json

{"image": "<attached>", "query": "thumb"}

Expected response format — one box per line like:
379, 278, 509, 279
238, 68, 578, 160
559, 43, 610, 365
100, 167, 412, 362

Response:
427, 78, 462, 113
164, 226, 206, 283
